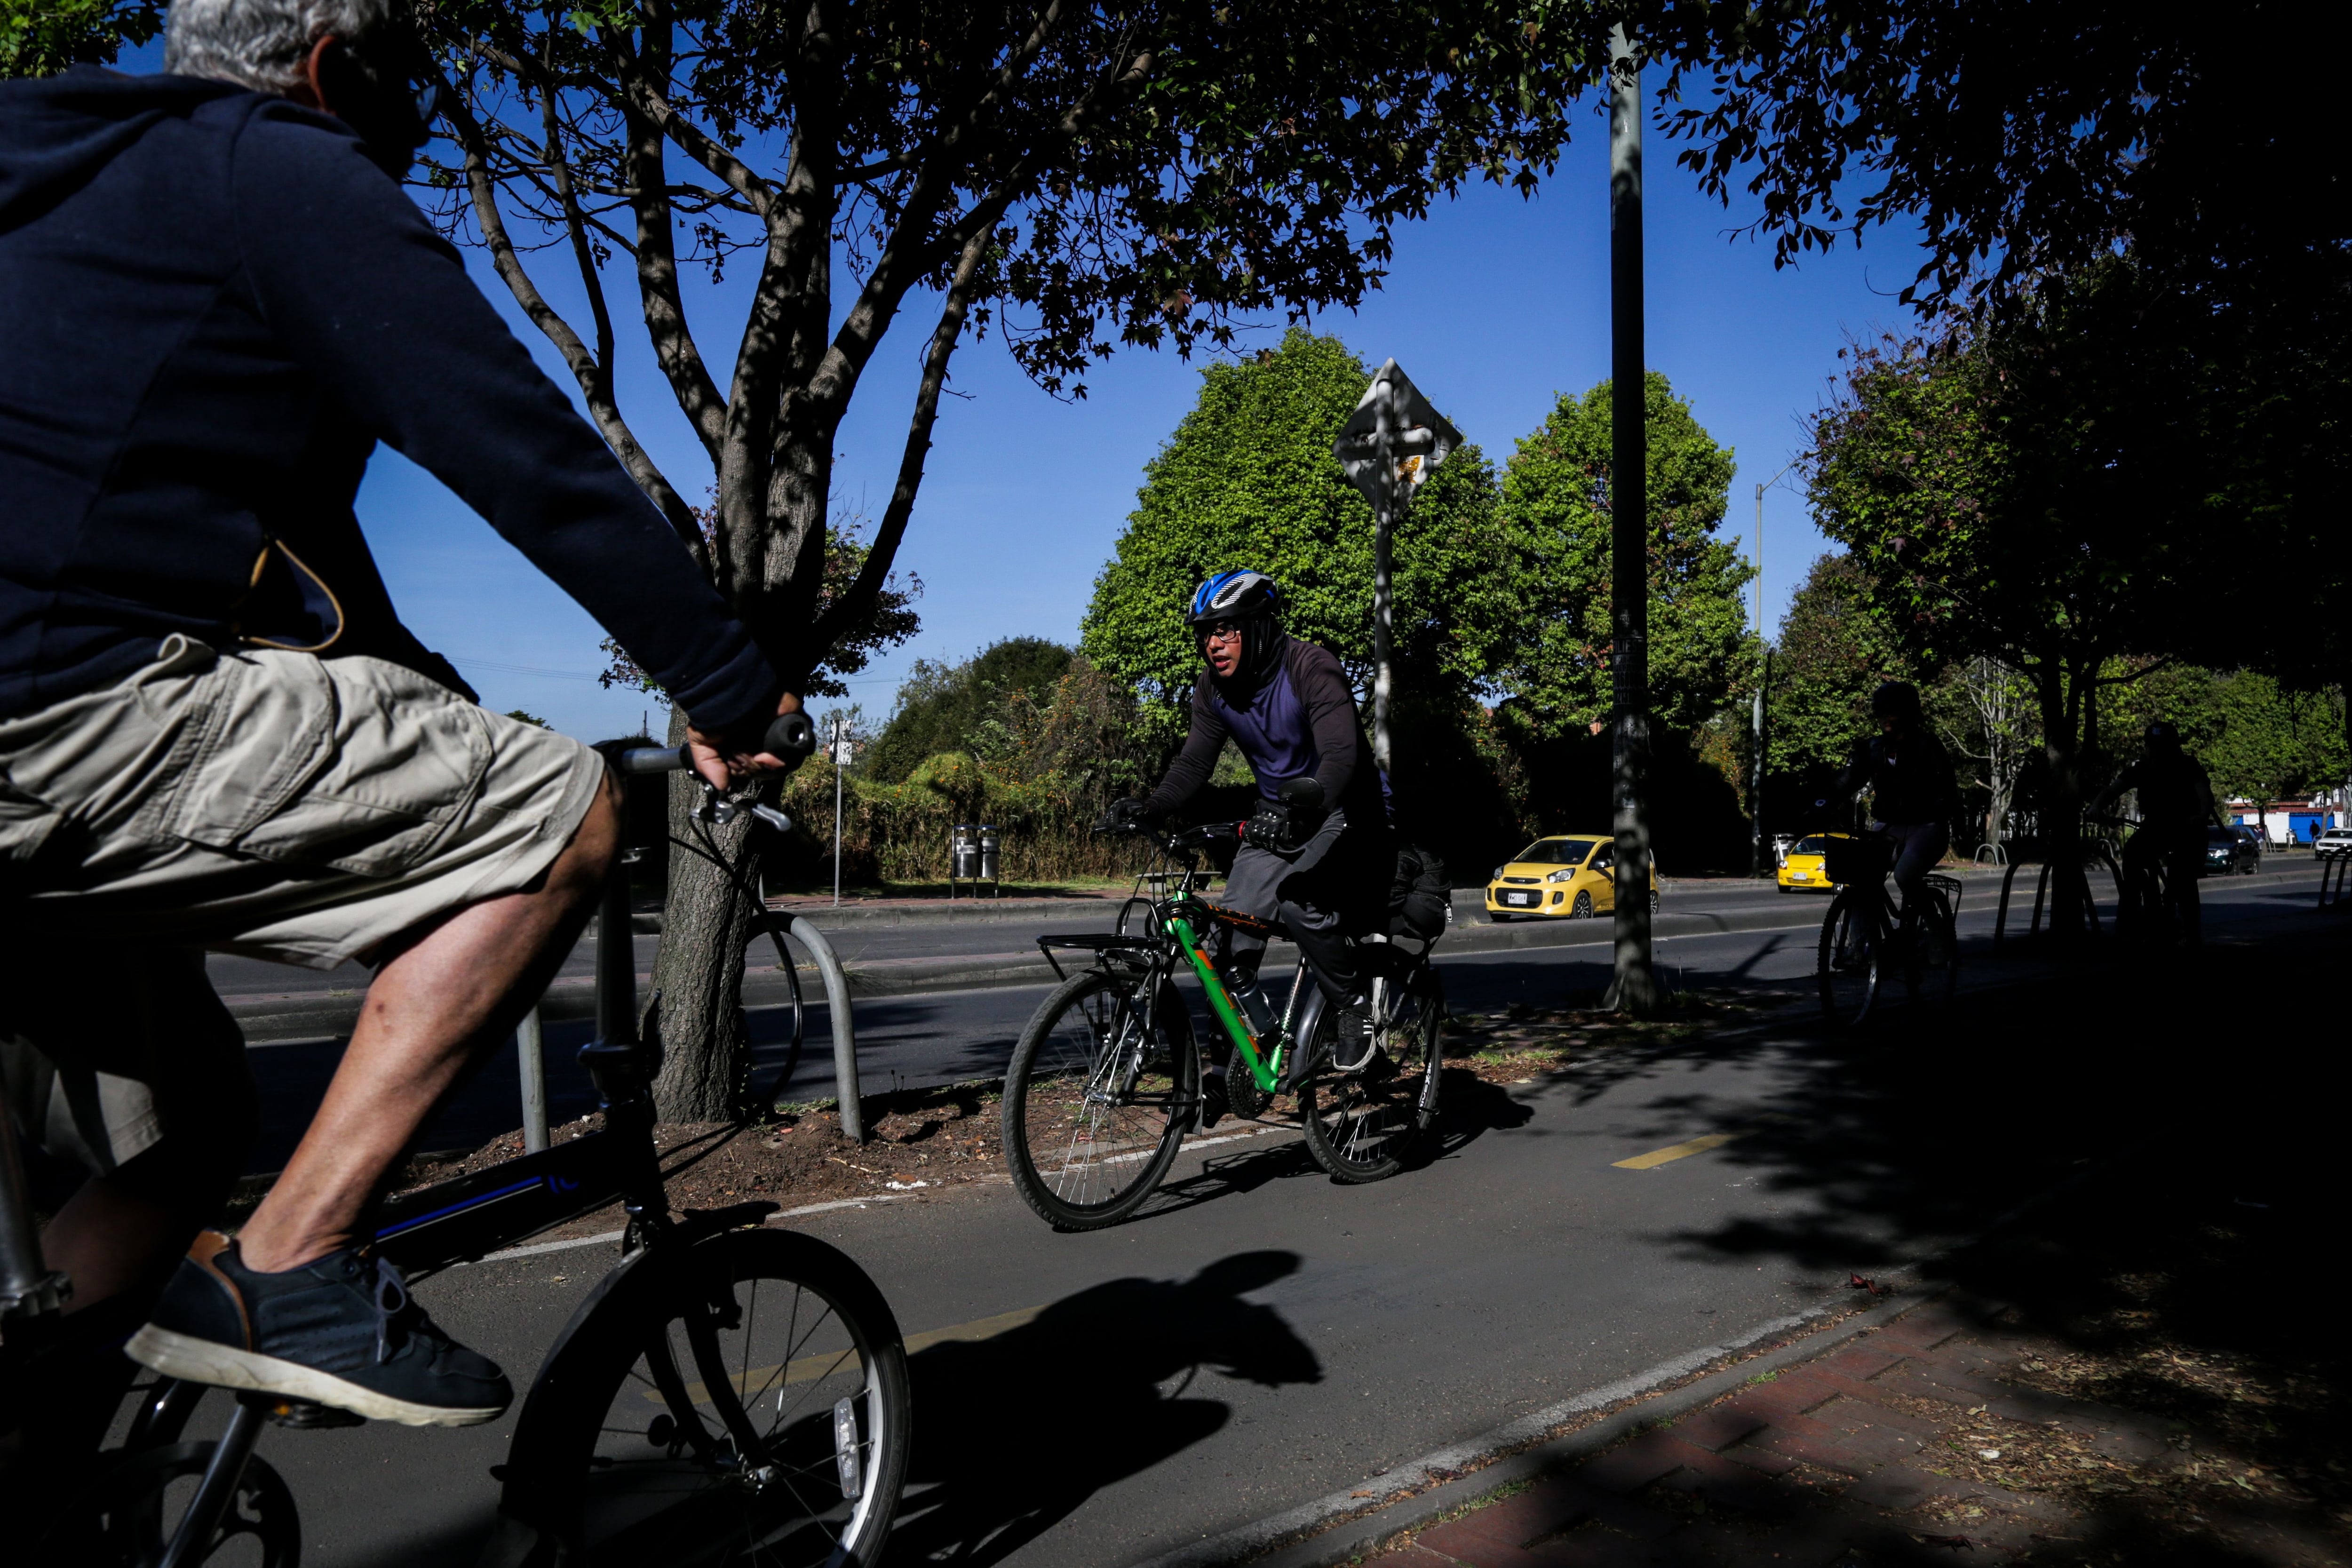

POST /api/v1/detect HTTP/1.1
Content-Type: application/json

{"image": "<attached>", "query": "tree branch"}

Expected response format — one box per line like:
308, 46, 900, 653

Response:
437, 76, 705, 556
604, 10, 730, 463
807, 216, 996, 658
602, 34, 776, 221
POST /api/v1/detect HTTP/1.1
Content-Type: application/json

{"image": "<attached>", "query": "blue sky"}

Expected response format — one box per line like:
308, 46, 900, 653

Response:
120, 44, 1929, 740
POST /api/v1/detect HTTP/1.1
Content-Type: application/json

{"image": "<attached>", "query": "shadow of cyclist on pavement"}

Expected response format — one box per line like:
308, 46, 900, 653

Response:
884, 1250, 1320, 1566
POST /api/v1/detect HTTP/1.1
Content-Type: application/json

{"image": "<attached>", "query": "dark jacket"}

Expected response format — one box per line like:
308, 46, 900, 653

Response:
0, 69, 774, 726
1836, 724, 1959, 827
1142, 635, 1388, 827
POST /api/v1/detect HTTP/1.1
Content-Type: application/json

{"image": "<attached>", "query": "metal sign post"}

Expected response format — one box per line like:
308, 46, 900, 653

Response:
830, 716, 850, 907
1334, 359, 1461, 771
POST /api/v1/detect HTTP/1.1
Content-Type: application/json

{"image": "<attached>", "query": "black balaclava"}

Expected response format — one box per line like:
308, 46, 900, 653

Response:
1215, 614, 1286, 705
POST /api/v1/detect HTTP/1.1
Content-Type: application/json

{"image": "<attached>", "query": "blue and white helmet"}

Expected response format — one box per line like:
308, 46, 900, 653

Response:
1185, 569, 1283, 627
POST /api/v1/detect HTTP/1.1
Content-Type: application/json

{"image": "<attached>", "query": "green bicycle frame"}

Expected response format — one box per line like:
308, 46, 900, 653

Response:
1163, 896, 1287, 1094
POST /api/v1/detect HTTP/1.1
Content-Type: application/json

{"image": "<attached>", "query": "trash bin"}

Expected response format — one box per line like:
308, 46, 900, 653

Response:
950, 824, 982, 882
978, 825, 1001, 885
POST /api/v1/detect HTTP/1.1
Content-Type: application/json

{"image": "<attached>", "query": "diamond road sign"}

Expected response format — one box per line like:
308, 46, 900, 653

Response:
1333, 358, 1462, 505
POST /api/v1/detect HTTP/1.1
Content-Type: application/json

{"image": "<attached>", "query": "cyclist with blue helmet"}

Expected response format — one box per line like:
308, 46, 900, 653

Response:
1110, 570, 1392, 1127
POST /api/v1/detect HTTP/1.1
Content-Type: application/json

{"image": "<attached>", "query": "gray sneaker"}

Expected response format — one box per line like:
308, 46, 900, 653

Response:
127, 1233, 510, 1428
1330, 998, 1376, 1073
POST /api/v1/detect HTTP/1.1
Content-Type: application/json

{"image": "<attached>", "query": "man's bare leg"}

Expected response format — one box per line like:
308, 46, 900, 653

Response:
236, 777, 620, 1273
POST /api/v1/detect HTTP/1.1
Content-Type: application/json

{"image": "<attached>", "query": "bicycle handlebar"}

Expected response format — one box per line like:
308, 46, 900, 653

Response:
612, 711, 817, 776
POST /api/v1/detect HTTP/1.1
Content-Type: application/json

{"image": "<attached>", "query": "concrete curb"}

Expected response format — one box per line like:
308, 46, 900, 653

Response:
225, 902, 1830, 1041
1129, 1282, 1949, 1568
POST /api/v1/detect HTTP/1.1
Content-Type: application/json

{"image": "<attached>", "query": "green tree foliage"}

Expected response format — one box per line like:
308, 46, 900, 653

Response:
1081, 329, 1506, 745
1765, 553, 1910, 780
1492, 371, 1754, 739
1631, 0, 2339, 317
863, 637, 1073, 783
1, 0, 159, 79
2106, 667, 2348, 806
1633, 0, 2352, 772
1806, 269, 2206, 768
768, 655, 1158, 886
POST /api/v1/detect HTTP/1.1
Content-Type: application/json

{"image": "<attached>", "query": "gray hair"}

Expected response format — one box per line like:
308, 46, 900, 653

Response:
164, 0, 392, 93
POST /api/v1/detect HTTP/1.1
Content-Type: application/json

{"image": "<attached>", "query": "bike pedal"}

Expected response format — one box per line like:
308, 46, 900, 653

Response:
262, 1396, 365, 1429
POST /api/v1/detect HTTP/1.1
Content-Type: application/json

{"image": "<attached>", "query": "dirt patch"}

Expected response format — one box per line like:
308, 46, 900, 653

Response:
1438, 989, 1800, 1085
377, 1080, 1020, 1245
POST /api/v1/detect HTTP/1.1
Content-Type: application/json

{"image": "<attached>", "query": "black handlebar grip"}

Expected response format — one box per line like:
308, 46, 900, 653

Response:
765, 709, 817, 759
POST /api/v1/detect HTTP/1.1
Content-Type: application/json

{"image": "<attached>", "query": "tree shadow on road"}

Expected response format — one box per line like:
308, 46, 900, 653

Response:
1628, 925, 2352, 1560
884, 1250, 1321, 1566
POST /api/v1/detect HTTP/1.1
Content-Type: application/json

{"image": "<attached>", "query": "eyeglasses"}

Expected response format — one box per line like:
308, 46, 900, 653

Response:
1198, 621, 1246, 644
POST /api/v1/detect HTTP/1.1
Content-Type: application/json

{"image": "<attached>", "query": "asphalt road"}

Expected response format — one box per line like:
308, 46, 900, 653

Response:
156, 862, 2336, 1568
237, 862, 2324, 1170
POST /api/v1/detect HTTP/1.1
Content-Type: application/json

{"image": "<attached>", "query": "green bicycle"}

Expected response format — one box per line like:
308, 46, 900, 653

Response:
1001, 796, 1447, 1230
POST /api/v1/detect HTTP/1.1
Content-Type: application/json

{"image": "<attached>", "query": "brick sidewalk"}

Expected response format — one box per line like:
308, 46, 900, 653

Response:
1375, 1296, 2337, 1568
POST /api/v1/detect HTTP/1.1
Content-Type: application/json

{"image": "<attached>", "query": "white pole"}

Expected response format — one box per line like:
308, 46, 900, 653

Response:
832, 716, 845, 908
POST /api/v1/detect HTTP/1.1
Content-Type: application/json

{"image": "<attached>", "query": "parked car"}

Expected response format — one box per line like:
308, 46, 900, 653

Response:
1776, 832, 1854, 893
2316, 826, 2352, 861
1485, 835, 1660, 920
2203, 825, 2262, 876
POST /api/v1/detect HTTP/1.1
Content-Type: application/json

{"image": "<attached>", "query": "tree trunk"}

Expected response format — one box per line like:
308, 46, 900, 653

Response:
648, 705, 766, 1123
2036, 661, 2092, 946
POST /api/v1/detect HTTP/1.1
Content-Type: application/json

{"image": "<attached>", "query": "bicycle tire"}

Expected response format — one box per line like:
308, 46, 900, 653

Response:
34, 1439, 299, 1568
1299, 963, 1443, 1183
751, 915, 807, 1110
1001, 968, 1198, 1230
1901, 885, 1961, 1009
492, 1226, 909, 1568
1816, 888, 1882, 1029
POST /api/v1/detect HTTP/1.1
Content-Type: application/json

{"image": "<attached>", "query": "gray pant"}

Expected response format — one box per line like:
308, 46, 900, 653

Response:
1877, 820, 1949, 917
1216, 808, 1375, 1003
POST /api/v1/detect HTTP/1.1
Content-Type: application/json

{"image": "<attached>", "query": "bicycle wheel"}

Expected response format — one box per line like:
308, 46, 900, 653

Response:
1299, 963, 1443, 1183
494, 1226, 909, 1568
33, 1440, 299, 1567
1816, 888, 1883, 1029
1901, 882, 1961, 1009
1001, 968, 1198, 1230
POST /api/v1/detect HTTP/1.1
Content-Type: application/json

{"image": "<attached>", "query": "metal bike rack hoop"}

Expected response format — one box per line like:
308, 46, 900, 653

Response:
772, 911, 864, 1144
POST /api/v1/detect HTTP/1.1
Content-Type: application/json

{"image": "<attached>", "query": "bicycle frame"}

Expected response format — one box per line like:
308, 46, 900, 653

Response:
1160, 893, 1322, 1095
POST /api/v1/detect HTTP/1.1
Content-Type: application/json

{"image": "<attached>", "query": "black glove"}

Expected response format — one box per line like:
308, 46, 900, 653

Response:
1242, 799, 1293, 852
1102, 797, 1155, 834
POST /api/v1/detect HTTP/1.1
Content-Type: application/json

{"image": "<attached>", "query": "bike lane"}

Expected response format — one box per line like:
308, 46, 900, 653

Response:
157, 868, 2327, 1566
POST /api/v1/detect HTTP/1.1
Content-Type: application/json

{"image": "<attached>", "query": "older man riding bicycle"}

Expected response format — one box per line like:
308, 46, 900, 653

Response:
1, 0, 800, 1433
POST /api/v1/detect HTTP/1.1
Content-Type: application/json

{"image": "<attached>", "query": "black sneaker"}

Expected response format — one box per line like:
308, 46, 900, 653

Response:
1330, 999, 1376, 1072
126, 1233, 510, 1428
1198, 1071, 1230, 1131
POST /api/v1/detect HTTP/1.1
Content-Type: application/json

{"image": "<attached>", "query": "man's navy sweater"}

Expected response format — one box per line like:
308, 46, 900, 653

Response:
0, 69, 775, 727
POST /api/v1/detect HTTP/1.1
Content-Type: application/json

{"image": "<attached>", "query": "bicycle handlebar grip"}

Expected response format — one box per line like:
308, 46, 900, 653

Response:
614, 745, 691, 775
765, 709, 817, 760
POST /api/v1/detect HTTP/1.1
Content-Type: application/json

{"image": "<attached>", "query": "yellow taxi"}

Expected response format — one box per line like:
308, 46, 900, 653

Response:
1776, 832, 1854, 893
1484, 835, 1660, 921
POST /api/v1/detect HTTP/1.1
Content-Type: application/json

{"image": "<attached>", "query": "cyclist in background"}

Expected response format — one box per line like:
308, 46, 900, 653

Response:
2090, 721, 2218, 947
1830, 682, 1960, 951
1109, 571, 1392, 1127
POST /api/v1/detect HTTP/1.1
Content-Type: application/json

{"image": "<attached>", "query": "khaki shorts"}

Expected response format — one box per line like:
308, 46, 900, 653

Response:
1, 637, 604, 1173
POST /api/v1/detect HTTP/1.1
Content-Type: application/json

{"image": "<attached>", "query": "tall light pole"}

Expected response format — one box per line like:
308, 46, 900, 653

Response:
1749, 459, 1797, 876
1335, 360, 1460, 771
1604, 24, 1660, 1016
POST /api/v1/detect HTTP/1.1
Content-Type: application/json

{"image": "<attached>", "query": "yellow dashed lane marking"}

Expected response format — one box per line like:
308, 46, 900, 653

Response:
1613, 1131, 1744, 1170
